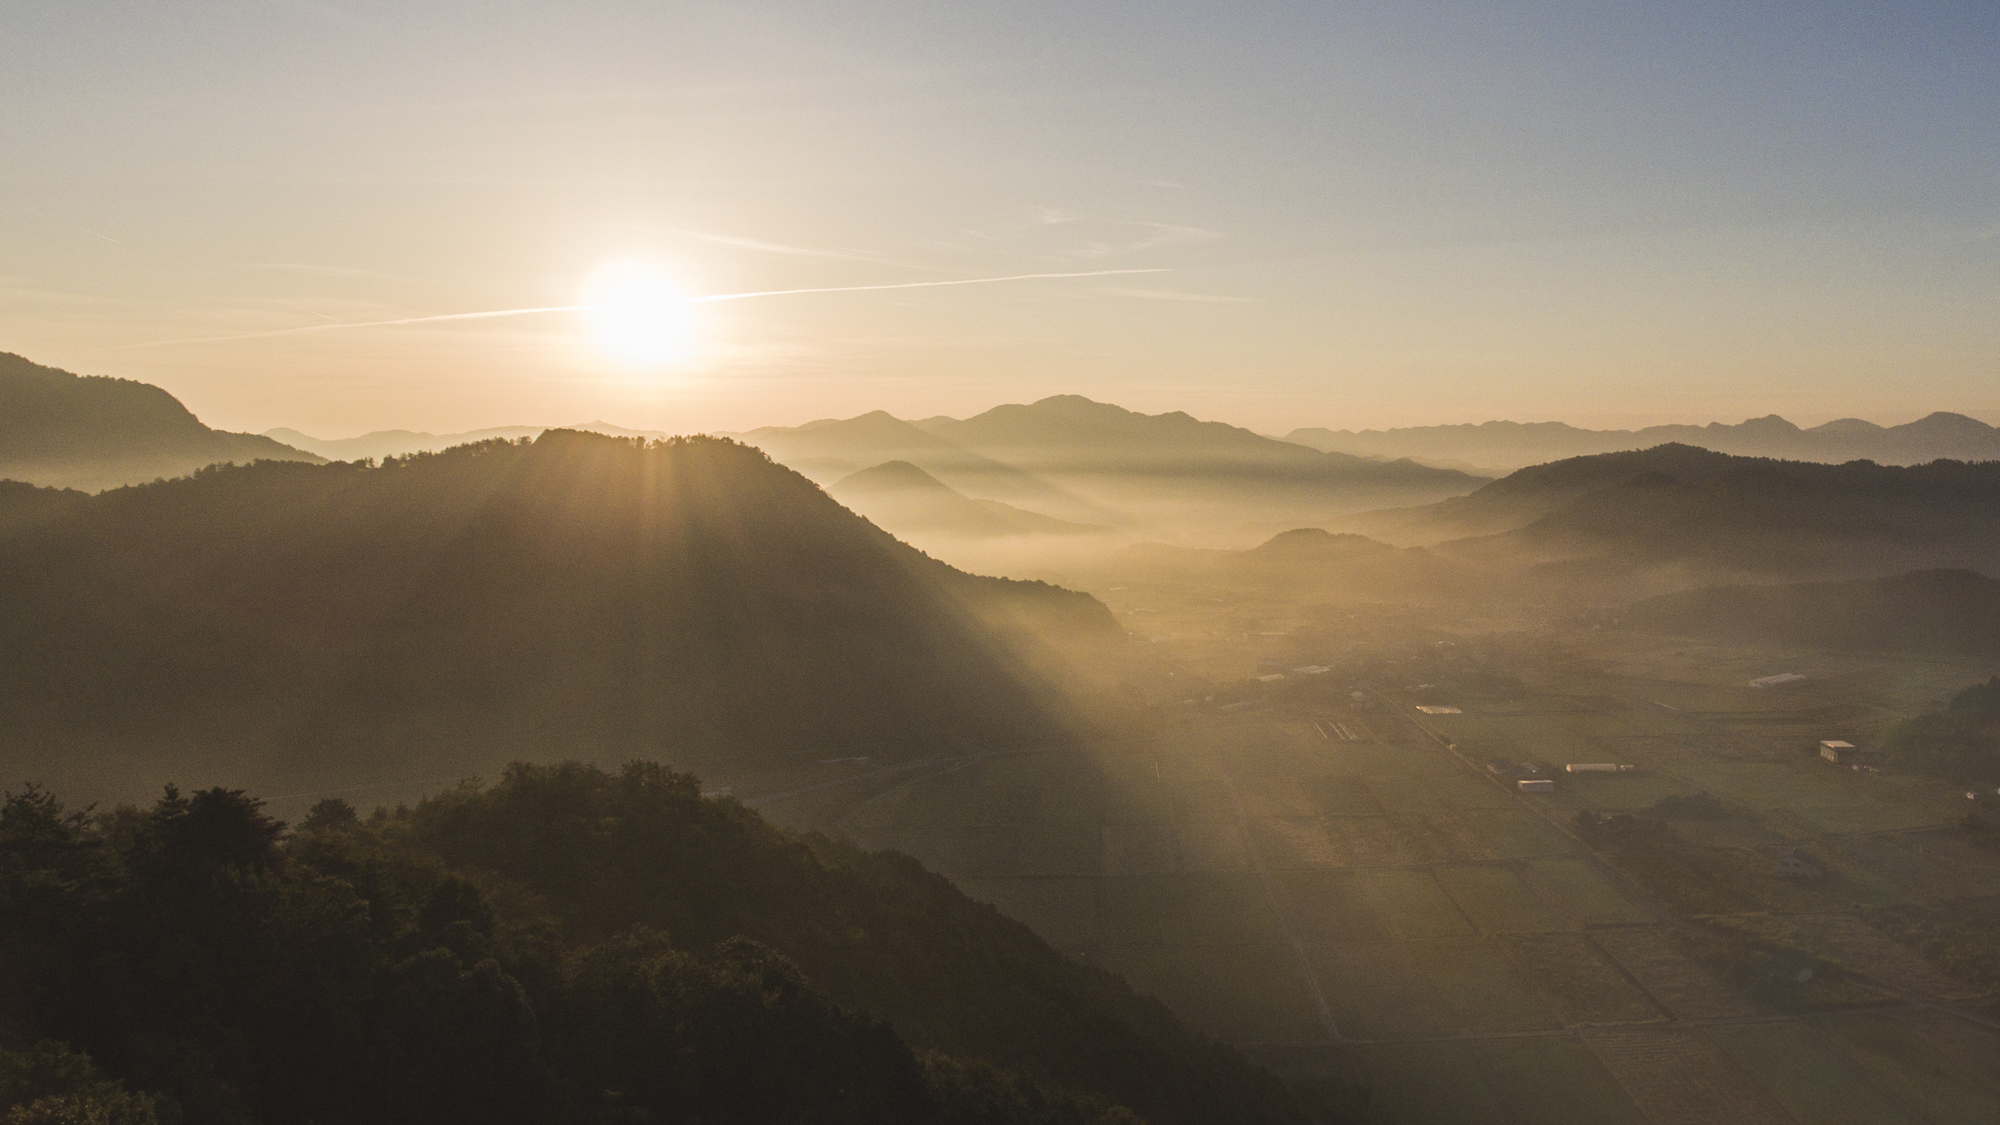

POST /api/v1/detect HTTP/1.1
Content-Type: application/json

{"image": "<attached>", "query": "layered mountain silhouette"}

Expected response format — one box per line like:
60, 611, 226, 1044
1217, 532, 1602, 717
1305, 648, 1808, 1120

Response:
731, 410, 1097, 519
1289, 411, 2000, 472
0, 430, 1118, 802
265, 424, 546, 461
1, 352, 321, 490
265, 421, 677, 462
919, 395, 1472, 484
749, 396, 1484, 545
831, 460, 1107, 540
1626, 569, 2000, 657
1338, 444, 2000, 593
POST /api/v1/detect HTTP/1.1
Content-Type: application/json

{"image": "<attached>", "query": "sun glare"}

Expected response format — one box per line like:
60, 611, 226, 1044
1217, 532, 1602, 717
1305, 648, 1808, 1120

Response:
580, 260, 694, 365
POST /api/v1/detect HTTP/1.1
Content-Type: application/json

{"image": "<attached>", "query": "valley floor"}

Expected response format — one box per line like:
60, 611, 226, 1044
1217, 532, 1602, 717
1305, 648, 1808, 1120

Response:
753, 598, 2000, 1125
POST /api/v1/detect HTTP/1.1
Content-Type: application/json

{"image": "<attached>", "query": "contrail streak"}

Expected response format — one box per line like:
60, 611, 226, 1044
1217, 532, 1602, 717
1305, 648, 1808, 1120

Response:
123, 306, 591, 347
122, 269, 1168, 348
692, 268, 1164, 302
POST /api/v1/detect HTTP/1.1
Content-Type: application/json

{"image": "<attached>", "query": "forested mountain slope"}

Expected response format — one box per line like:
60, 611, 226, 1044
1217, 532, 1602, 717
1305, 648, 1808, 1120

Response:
0, 352, 320, 490
0, 762, 1344, 1124
0, 430, 1117, 803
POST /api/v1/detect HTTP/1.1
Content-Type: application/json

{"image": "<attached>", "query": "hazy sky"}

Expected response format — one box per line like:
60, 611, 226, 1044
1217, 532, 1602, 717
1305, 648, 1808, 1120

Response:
4, 1, 1996, 437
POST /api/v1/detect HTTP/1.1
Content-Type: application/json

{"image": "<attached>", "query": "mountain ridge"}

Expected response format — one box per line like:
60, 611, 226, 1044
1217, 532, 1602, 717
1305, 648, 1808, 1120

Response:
1377, 444, 2000, 594
1, 352, 321, 490
1288, 410, 2000, 471
831, 460, 1108, 540
0, 429, 1117, 804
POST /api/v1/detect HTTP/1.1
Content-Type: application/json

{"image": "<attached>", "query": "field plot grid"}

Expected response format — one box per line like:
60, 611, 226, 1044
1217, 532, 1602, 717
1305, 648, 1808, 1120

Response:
844, 710, 2000, 1124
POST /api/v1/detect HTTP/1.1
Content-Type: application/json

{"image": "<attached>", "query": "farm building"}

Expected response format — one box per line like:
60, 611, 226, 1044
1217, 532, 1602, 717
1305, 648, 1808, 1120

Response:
1819, 740, 1857, 764
1518, 779, 1555, 793
1773, 848, 1823, 878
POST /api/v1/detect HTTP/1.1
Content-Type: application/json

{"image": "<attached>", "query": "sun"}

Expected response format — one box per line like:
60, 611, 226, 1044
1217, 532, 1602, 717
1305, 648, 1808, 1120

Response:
579, 260, 694, 364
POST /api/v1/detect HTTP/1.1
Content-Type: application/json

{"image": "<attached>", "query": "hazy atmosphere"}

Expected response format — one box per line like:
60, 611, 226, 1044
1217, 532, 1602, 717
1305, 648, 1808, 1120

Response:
6, 2, 1998, 435
6, 5, 2000, 1125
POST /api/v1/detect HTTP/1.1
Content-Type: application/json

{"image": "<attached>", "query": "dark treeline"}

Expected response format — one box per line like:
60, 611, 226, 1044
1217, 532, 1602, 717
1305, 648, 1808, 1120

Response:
1885, 676, 2000, 783
0, 430, 1118, 798
0, 762, 1347, 1125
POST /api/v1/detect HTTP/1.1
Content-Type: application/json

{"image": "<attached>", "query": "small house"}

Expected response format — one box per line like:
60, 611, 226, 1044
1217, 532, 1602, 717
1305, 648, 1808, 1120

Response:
1819, 741, 1857, 764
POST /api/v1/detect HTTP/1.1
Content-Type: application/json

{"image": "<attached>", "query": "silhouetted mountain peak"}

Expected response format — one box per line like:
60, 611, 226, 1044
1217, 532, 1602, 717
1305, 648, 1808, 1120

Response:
1808, 418, 1886, 436
746, 409, 950, 450
1902, 411, 1995, 437
0, 430, 1118, 795
2, 352, 321, 490
834, 459, 959, 496
1248, 527, 1393, 558
1732, 414, 1802, 434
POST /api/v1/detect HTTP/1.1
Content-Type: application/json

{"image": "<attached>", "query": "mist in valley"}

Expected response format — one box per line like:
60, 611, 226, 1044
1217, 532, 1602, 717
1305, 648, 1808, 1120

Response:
7, 2, 2000, 1121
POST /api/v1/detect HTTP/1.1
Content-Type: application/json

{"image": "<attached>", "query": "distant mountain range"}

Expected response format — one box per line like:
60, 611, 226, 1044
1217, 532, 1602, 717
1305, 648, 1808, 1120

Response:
265, 421, 674, 462
731, 410, 1097, 519
0, 430, 1116, 803
265, 424, 545, 461
742, 396, 1486, 544
1, 352, 320, 490
1121, 443, 2000, 607
1287, 412, 2000, 472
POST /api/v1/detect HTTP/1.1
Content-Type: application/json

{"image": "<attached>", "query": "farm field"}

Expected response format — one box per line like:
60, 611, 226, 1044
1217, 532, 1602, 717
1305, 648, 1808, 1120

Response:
756, 618, 2000, 1123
